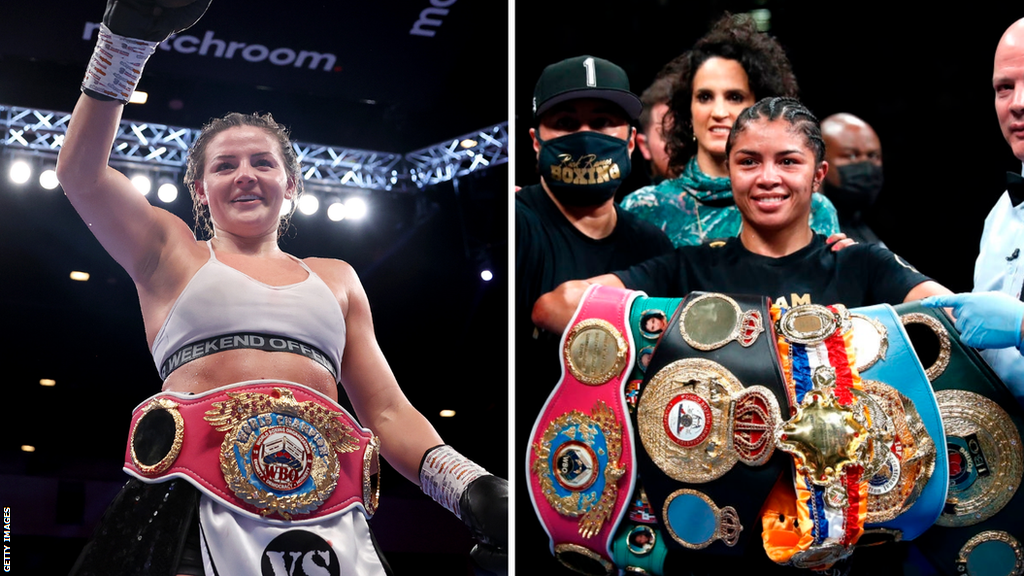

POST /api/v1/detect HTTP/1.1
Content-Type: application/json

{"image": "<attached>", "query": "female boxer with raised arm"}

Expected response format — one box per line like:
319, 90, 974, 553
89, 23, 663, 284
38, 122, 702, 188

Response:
58, 2, 506, 574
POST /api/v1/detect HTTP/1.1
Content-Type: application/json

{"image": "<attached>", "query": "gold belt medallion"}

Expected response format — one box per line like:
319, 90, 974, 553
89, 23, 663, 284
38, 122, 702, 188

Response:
956, 531, 1024, 576
936, 389, 1023, 527
849, 313, 889, 372
638, 358, 780, 483
899, 312, 952, 381
678, 293, 764, 351
532, 401, 626, 538
565, 318, 629, 385
777, 304, 848, 345
860, 380, 935, 523
204, 388, 363, 519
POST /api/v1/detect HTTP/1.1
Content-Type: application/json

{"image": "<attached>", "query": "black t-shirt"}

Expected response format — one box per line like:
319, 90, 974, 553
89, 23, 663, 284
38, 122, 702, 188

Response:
615, 234, 930, 308
516, 183, 673, 389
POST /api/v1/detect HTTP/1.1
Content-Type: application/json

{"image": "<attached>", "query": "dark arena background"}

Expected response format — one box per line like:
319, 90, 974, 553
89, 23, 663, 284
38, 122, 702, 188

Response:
0, 1, 506, 574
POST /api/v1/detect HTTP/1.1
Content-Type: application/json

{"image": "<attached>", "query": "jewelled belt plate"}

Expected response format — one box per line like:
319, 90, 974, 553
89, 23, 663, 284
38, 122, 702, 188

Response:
859, 380, 935, 525
852, 303, 948, 541
124, 381, 380, 523
678, 292, 765, 351
767, 303, 870, 568
637, 358, 780, 484
936, 389, 1023, 527
956, 530, 1024, 576
528, 284, 640, 574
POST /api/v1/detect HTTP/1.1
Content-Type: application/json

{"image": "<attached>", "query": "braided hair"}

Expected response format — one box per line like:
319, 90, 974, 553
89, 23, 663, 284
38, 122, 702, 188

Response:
726, 97, 825, 164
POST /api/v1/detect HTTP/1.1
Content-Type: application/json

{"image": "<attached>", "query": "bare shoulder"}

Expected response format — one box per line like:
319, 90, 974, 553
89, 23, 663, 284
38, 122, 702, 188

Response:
303, 257, 359, 284
302, 257, 363, 313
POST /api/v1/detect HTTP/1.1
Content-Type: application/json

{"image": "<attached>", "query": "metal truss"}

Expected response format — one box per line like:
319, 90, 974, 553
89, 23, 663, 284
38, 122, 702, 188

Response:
405, 123, 509, 189
1, 104, 508, 192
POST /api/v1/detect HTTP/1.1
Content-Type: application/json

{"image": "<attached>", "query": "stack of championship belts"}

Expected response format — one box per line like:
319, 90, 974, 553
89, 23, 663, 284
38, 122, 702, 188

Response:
528, 286, 1024, 575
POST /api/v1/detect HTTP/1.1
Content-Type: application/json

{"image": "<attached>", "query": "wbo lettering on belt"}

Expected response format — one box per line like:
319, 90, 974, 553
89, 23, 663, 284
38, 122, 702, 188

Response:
124, 380, 379, 523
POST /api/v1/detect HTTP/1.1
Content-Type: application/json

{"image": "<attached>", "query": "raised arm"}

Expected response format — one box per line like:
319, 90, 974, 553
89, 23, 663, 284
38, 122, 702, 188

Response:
532, 273, 626, 334
57, 95, 196, 284
56, 0, 211, 285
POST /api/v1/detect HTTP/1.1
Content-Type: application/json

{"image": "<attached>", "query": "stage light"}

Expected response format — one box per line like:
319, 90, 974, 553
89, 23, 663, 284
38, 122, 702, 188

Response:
129, 91, 149, 104
345, 197, 367, 220
327, 200, 346, 221
39, 379, 55, 387
131, 174, 152, 195
280, 199, 293, 216
157, 182, 178, 203
298, 194, 319, 215
480, 269, 493, 282
440, 409, 455, 418
460, 138, 477, 149
21, 445, 35, 453
9, 160, 31, 184
39, 169, 60, 190
70, 271, 90, 281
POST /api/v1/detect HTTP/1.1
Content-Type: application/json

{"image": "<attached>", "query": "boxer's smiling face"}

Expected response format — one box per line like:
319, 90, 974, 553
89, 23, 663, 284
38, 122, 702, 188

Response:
195, 126, 295, 239
728, 118, 826, 235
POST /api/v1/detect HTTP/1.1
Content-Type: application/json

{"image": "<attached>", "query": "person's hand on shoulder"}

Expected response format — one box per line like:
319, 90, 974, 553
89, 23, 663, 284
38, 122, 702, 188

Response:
826, 232, 856, 252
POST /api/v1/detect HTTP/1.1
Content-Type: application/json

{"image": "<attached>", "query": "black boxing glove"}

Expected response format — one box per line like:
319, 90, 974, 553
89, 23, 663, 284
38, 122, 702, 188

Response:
419, 445, 508, 573
82, 0, 212, 103
460, 475, 508, 574
103, 0, 212, 43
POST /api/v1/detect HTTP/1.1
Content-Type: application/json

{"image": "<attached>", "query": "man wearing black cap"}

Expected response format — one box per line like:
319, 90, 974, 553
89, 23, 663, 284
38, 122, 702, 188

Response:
516, 55, 672, 573
516, 54, 671, 398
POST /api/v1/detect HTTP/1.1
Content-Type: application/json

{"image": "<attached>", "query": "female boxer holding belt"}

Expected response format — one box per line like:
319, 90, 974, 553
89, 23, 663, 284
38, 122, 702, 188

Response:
57, 2, 506, 574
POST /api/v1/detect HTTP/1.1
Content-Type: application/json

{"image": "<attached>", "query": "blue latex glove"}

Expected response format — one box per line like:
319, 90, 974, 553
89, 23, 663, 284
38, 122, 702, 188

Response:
920, 292, 1024, 350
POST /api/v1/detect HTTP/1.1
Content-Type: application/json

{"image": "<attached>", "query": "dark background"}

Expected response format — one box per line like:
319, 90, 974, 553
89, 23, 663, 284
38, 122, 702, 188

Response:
0, 1, 507, 574
514, 0, 1024, 572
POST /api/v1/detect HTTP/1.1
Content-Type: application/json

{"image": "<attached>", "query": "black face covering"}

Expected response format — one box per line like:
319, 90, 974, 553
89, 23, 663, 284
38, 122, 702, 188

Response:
536, 131, 632, 207
822, 161, 883, 215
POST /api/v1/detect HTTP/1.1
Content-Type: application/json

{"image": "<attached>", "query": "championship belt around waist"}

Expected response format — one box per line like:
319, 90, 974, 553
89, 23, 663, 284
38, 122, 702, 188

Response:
895, 302, 1024, 576
762, 302, 878, 571
848, 303, 945, 543
528, 284, 641, 575
124, 380, 380, 524
633, 292, 785, 561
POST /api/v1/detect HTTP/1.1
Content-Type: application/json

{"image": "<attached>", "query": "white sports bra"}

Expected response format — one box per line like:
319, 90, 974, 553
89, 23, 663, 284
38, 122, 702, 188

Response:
150, 242, 346, 381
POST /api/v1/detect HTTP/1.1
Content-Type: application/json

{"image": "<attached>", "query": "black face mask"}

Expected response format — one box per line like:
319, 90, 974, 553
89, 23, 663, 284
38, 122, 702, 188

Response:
822, 161, 883, 214
536, 131, 632, 207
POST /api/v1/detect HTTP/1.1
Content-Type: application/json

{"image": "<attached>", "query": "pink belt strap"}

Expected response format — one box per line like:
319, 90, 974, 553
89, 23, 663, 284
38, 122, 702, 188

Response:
124, 380, 380, 524
527, 284, 641, 574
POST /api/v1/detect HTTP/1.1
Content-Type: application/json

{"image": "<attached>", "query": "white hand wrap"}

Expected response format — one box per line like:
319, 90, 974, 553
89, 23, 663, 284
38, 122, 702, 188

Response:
81, 24, 158, 104
419, 445, 488, 519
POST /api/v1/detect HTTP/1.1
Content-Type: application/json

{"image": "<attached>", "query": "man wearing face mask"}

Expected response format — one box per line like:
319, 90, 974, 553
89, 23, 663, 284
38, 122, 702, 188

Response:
517, 55, 672, 390
516, 55, 672, 573
821, 112, 886, 245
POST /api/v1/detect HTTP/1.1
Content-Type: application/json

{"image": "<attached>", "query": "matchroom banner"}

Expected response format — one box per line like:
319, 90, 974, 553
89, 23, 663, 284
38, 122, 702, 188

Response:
0, 0, 494, 107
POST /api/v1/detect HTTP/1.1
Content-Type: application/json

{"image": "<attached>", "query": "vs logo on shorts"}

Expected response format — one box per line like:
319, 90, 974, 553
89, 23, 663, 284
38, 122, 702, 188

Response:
261, 530, 340, 576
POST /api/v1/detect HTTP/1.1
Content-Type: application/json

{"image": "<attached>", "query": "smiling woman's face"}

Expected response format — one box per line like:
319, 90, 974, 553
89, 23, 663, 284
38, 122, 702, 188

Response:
728, 117, 826, 235
196, 126, 295, 237
690, 57, 755, 176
